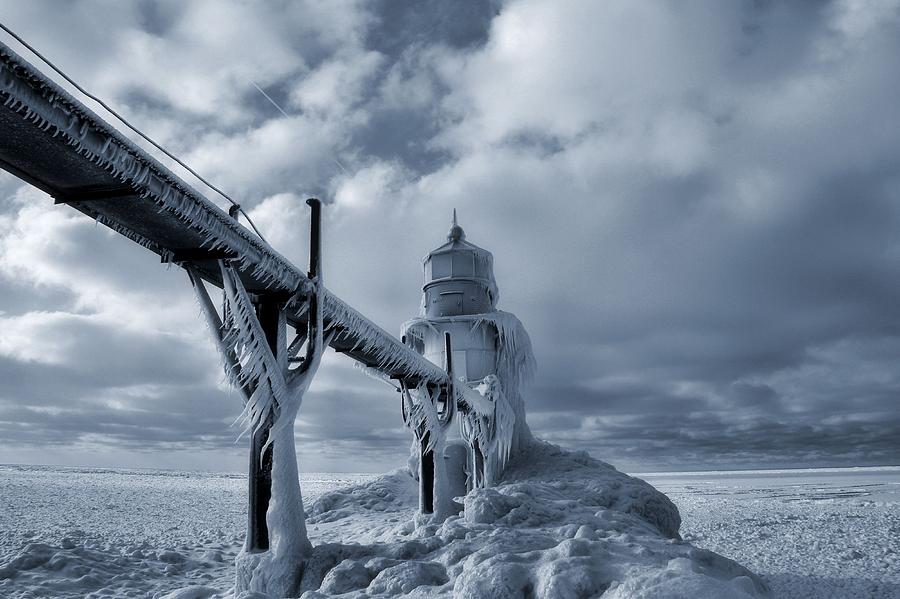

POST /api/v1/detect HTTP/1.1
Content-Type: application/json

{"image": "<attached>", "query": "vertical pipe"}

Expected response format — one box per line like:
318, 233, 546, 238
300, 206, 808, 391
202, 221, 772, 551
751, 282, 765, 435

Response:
305, 197, 323, 362
307, 198, 321, 280
442, 332, 456, 422
444, 331, 453, 374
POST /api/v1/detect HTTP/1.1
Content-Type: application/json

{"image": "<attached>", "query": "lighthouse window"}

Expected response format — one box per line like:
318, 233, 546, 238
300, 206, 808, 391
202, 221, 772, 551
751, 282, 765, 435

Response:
452, 252, 475, 277
452, 350, 468, 381
431, 254, 451, 279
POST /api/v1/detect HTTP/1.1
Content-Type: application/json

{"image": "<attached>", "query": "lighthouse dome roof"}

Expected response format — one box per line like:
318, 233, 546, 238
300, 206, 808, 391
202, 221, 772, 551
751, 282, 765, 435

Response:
422, 210, 499, 309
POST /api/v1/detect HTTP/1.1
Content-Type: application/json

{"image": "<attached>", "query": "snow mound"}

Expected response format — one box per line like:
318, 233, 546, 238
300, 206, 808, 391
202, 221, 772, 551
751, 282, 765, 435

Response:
160, 586, 222, 599
499, 441, 682, 539
307, 470, 419, 523
287, 441, 768, 598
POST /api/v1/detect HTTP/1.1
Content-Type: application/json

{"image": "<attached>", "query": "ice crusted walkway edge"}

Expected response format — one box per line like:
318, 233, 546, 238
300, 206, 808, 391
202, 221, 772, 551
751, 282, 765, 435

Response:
217, 441, 769, 598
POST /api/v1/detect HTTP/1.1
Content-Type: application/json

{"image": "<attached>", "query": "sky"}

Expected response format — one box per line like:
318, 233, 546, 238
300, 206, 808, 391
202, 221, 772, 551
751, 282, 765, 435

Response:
1, 0, 899, 474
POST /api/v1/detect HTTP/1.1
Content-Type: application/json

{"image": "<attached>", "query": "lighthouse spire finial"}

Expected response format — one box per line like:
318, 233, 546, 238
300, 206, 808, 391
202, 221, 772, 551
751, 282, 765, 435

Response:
448, 208, 465, 241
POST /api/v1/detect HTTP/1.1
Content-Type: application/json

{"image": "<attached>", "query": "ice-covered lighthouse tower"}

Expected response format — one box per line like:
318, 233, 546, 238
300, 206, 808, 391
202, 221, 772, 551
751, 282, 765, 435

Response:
402, 211, 536, 488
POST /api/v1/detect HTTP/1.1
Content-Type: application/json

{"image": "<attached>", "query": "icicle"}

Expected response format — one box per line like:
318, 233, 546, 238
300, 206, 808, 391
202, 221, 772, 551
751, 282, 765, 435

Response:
457, 374, 516, 486
219, 263, 286, 439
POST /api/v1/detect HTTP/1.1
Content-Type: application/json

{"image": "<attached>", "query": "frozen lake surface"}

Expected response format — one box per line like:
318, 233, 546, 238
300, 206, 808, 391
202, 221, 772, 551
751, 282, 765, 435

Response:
641, 467, 900, 599
0, 465, 373, 598
0, 463, 897, 598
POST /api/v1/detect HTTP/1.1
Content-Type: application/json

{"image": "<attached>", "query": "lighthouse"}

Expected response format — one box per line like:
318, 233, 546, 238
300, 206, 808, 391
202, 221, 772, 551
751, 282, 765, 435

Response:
403, 211, 536, 490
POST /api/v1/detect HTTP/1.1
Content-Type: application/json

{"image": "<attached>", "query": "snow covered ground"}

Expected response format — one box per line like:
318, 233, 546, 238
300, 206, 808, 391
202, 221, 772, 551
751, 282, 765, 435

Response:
0, 458, 896, 598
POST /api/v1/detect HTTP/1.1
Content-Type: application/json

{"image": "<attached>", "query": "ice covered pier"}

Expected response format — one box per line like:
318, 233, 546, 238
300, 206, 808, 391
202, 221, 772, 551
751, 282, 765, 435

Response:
0, 39, 534, 595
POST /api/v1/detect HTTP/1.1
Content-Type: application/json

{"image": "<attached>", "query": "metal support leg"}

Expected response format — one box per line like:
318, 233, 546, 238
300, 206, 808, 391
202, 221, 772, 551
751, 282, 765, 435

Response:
420, 430, 434, 514
247, 413, 273, 551
246, 297, 281, 552
402, 332, 456, 515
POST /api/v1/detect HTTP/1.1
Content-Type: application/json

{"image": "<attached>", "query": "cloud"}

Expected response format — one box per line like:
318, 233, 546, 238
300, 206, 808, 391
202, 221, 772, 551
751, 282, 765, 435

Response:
1, 0, 900, 472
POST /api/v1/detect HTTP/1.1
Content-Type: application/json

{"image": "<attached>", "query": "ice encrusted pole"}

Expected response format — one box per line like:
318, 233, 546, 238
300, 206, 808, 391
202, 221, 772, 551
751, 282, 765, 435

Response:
190, 199, 330, 597
238, 198, 332, 597
402, 382, 456, 520
399, 332, 459, 520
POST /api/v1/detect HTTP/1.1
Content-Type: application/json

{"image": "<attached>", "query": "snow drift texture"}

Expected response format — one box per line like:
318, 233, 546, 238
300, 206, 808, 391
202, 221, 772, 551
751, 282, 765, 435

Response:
263, 441, 769, 599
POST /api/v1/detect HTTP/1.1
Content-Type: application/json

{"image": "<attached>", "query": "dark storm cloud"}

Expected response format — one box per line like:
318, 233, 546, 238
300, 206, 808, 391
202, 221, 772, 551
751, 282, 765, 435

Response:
535, 410, 900, 471
369, 0, 496, 54
0, 277, 75, 316
0, 334, 240, 452
333, 0, 499, 174
1, 0, 900, 472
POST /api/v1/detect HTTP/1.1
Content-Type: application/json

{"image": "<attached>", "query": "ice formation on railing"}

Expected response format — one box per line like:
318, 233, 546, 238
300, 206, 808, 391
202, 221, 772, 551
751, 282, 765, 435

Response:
187, 260, 334, 597
457, 375, 516, 486
470, 310, 537, 453
401, 382, 456, 519
324, 295, 447, 384
219, 264, 288, 440
353, 362, 401, 390
401, 384, 446, 458
403, 309, 536, 458
0, 40, 446, 388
